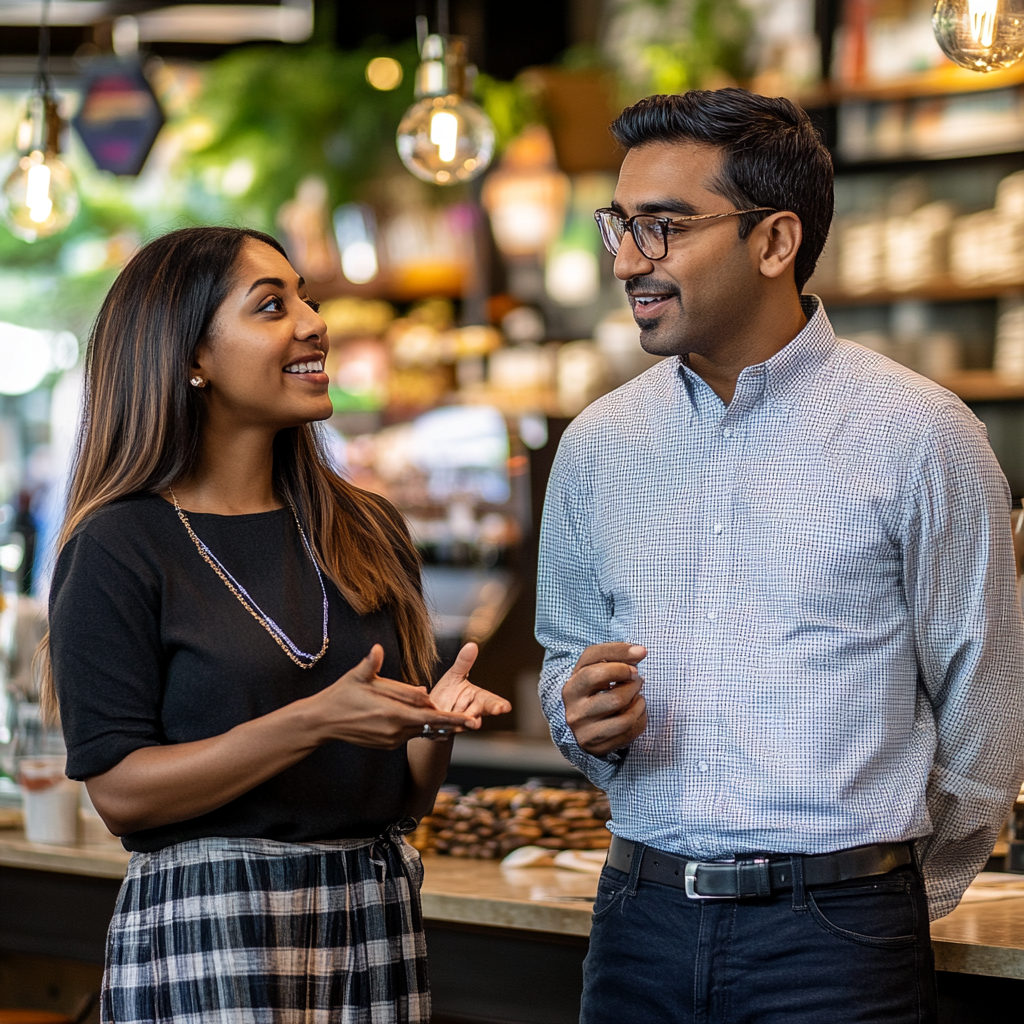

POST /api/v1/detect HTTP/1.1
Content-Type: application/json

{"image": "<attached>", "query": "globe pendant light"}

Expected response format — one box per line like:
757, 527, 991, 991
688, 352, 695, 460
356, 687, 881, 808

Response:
933, 0, 1024, 72
396, 21, 495, 186
1, 0, 79, 241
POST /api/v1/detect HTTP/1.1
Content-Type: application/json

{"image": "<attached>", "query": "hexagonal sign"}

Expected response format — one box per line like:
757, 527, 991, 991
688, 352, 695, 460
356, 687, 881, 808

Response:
73, 61, 164, 176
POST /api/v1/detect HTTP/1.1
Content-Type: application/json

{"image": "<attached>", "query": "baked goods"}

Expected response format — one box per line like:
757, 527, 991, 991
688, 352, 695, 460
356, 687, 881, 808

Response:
412, 785, 611, 858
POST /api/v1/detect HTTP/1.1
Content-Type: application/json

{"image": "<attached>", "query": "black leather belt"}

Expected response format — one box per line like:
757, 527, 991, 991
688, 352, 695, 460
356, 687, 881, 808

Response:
606, 836, 912, 900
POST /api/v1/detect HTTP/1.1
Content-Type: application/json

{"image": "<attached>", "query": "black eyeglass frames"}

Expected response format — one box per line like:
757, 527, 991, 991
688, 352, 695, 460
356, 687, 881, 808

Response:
593, 207, 778, 261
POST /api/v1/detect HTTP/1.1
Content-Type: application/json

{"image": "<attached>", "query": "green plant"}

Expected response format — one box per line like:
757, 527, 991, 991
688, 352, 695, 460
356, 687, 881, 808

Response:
188, 42, 421, 230
474, 73, 541, 152
605, 0, 754, 100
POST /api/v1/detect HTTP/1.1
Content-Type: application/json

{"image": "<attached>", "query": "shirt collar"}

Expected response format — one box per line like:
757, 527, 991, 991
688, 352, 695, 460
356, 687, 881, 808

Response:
756, 294, 837, 401
676, 294, 837, 410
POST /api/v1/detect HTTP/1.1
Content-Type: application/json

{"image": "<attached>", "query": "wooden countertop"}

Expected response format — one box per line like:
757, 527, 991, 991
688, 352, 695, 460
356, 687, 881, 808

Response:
3, 830, 1024, 978
0, 828, 130, 879
420, 855, 596, 936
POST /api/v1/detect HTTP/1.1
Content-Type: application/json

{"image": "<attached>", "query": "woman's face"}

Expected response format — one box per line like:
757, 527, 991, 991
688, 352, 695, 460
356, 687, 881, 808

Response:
194, 239, 333, 431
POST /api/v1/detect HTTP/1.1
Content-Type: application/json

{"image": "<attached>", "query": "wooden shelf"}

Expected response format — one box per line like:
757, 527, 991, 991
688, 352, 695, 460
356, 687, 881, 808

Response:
800, 64, 1024, 108
815, 279, 1024, 306
936, 370, 1024, 402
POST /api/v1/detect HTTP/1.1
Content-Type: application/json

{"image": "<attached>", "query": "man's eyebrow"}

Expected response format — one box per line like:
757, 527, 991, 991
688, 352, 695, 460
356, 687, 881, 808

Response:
635, 198, 701, 216
246, 275, 305, 295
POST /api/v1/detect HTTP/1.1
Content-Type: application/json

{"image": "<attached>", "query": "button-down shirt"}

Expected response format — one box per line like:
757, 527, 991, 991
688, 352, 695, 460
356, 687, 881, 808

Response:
536, 296, 1024, 919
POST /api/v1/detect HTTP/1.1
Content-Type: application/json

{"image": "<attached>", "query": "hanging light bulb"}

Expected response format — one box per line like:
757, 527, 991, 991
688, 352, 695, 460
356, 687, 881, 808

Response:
1, 1, 79, 241
2, 98, 78, 242
396, 32, 495, 186
933, 0, 1024, 72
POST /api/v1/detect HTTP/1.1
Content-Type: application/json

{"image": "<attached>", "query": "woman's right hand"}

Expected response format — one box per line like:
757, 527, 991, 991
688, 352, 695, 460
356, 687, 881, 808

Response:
306, 644, 472, 750
85, 644, 468, 835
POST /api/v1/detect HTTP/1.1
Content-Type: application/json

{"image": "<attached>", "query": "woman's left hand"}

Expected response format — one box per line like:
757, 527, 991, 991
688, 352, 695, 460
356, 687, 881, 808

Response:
429, 642, 512, 729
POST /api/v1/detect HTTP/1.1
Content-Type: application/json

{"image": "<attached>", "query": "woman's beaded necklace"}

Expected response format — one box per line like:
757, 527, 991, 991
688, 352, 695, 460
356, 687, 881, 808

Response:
169, 489, 329, 669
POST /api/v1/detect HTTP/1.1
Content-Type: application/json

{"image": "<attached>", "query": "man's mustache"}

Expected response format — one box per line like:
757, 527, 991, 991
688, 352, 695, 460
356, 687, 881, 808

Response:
625, 276, 680, 299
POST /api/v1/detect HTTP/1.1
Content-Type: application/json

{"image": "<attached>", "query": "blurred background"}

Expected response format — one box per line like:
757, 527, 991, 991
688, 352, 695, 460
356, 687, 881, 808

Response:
3, 0, 1024, 776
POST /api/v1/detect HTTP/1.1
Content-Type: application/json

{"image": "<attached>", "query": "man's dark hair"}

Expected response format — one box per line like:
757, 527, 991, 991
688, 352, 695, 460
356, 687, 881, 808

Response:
610, 89, 833, 291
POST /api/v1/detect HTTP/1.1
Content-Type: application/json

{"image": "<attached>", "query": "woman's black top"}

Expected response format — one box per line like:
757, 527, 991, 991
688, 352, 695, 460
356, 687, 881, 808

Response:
49, 493, 411, 852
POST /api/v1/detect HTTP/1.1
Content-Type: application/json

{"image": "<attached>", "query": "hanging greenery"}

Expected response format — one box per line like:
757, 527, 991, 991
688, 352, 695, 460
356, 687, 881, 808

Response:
603, 0, 754, 100
474, 73, 542, 153
187, 42, 540, 230
187, 41, 420, 231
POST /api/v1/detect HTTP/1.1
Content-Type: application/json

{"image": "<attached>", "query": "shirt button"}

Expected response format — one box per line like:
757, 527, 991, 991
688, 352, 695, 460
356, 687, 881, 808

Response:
698, 761, 709, 773
707, 611, 717, 621
722, 427, 733, 438
713, 523, 723, 535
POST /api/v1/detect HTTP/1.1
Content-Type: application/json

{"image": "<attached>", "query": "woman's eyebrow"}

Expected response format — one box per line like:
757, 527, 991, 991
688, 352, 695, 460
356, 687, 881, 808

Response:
246, 275, 305, 295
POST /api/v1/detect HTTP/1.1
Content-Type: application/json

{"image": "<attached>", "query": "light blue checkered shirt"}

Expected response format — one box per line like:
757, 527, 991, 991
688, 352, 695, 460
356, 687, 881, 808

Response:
536, 296, 1024, 919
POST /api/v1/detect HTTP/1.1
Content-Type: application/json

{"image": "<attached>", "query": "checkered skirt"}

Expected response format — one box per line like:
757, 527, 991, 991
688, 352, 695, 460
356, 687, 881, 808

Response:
101, 831, 429, 1024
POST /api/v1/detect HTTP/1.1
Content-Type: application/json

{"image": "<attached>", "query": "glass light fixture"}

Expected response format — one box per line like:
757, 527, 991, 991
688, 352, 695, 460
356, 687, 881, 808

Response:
482, 126, 569, 257
2, 137, 79, 242
396, 33, 495, 186
933, 0, 1024, 72
1, 1, 79, 242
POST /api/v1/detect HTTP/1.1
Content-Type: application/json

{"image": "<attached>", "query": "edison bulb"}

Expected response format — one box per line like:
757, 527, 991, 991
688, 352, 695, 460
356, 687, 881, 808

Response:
396, 95, 495, 186
2, 150, 78, 241
933, 0, 1024, 72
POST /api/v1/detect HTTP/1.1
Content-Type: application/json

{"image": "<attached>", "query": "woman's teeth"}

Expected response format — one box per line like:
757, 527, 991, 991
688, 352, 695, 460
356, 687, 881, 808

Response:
284, 361, 324, 374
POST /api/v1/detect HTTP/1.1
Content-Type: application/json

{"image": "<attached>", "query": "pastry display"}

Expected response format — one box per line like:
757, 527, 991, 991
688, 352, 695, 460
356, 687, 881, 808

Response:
413, 785, 611, 859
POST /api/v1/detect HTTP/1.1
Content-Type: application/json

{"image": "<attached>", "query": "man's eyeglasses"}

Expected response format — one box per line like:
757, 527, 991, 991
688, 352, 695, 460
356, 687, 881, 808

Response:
593, 207, 778, 261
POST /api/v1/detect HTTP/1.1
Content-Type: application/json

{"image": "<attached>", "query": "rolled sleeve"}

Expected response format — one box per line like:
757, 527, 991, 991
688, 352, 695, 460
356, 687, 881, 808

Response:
904, 404, 1024, 919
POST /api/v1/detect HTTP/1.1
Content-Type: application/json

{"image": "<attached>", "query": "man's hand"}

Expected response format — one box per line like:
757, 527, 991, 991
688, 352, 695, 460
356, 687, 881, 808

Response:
562, 643, 647, 757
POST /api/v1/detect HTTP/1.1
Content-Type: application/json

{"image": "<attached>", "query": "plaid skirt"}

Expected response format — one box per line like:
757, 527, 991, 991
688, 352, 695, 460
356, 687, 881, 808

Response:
101, 829, 429, 1024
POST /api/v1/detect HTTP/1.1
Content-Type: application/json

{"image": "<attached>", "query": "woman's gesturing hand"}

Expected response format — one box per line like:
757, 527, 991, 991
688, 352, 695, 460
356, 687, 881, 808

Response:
309, 645, 473, 750
428, 642, 512, 730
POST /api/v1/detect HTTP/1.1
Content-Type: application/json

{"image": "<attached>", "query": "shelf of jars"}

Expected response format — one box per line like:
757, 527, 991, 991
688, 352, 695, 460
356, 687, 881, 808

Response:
932, 370, 1024, 402
816, 279, 1024, 308
801, 63, 1024, 109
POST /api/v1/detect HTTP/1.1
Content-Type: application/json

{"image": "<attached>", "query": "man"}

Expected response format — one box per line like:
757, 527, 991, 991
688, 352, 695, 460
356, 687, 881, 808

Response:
535, 89, 1024, 1024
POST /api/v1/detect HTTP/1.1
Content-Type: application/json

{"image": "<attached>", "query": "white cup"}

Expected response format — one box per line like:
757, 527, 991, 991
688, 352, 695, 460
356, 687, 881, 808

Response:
19, 755, 81, 845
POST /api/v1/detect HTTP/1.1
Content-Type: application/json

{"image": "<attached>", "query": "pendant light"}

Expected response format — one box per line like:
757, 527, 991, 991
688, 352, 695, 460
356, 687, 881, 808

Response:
1, 0, 79, 241
932, 0, 1024, 72
396, 4, 495, 186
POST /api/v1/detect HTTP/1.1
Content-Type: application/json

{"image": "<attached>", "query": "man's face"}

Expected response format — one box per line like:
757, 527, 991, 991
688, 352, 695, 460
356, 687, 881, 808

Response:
611, 140, 764, 358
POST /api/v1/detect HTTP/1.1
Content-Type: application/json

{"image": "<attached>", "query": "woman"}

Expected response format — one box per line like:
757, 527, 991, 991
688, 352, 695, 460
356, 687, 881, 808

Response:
42, 226, 511, 1024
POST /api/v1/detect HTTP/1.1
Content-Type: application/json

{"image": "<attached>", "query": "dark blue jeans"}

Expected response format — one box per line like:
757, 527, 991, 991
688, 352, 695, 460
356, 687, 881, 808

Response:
581, 847, 937, 1024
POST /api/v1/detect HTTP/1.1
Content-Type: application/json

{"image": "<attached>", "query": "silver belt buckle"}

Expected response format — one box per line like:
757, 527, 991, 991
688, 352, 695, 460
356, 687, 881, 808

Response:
684, 860, 734, 900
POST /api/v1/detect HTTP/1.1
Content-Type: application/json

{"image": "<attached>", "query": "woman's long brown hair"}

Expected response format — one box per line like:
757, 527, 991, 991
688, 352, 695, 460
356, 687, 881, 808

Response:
38, 226, 436, 721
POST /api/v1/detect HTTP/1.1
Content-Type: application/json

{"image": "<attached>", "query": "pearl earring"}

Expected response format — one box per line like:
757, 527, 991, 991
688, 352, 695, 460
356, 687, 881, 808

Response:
190, 376, 206, 388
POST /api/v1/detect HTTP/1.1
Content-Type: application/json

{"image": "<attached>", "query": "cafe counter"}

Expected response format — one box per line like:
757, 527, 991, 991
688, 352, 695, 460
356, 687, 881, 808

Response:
2, 830, 1024, 1022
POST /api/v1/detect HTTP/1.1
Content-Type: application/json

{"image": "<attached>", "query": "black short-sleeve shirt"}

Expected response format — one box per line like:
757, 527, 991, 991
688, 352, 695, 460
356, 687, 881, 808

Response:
49, 493, 411, 852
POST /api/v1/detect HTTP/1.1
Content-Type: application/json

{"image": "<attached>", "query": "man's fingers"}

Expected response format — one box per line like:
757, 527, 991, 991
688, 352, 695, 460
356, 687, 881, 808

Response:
578, 695, 647, 755
565, 680, 642, 726
565, 662, 642, 698
574, 642, 646, 672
